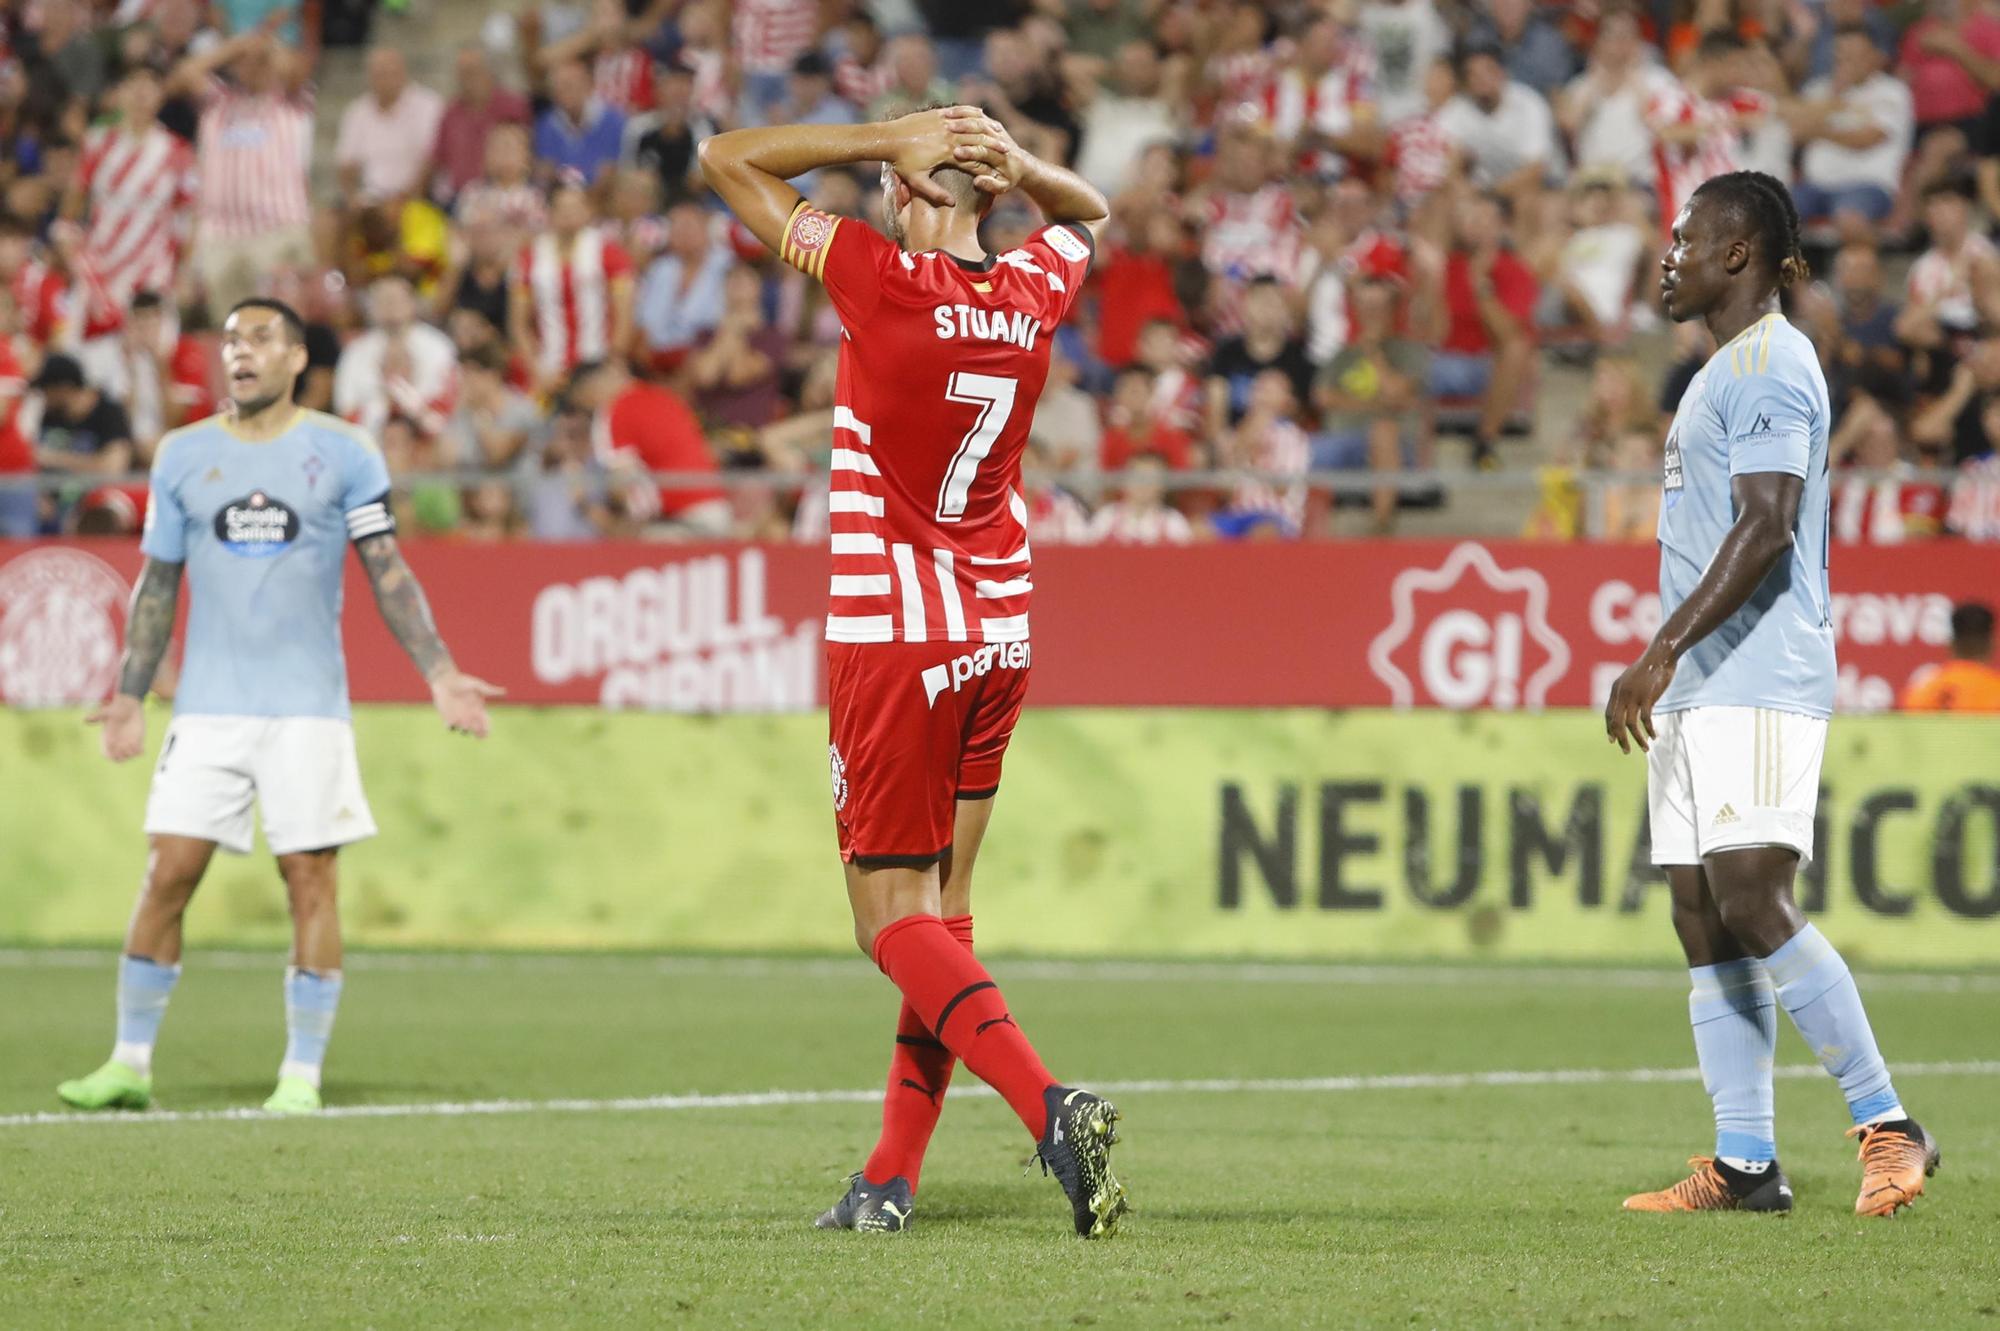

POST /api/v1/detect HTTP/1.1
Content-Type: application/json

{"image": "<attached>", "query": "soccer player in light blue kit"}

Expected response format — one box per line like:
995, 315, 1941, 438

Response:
59, 299, 500, 1115
1606, 172, 1938, 1217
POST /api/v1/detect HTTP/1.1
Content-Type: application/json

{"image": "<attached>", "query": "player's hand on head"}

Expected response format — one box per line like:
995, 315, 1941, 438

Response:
85, 694, 146, 763
888, 105, 992, 206
429, 671, 505, 739
945, 108, 1026, 196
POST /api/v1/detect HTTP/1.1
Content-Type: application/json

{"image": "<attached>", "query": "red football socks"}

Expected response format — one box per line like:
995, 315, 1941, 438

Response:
863, 914, 972, 1190
871, 913, 1056, 1141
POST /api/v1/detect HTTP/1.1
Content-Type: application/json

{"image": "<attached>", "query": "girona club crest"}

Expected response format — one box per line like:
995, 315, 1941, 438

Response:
0, 548, 131, 708
791, 209, 834, 254
1366, 543, 1571, 710
828, 743, 849, 813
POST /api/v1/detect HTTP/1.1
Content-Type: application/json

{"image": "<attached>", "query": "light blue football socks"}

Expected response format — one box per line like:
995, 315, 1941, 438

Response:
1688, 958, 1778, 1169
112, 954, 182, 1075
279, 967, 344, 1090
1765, 924, 1905, 1127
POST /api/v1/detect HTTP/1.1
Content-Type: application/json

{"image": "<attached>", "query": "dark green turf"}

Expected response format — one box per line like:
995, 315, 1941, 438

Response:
3, 952, 1997, 1329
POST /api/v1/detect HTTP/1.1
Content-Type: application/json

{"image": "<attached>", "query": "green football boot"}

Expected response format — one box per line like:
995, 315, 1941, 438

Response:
262, 1075, 323, 1115
56, 1059, 152, 1111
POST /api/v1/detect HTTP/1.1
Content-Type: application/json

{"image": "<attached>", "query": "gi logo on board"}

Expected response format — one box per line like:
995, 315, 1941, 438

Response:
0, 547, 130, 708
1367, 543, 1570, 710
214, 491, 300, 556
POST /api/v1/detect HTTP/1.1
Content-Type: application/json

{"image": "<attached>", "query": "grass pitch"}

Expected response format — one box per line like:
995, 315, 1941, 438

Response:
3, 950, 1997, 1329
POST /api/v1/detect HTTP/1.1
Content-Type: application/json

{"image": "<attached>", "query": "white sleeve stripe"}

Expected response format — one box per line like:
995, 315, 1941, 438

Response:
826, 491, 885, 516
978, 614, 1029, 640
833, 406, 873, 445
825, 614, 896, 641
975, 577, 1032, 598
831, 449, 880, 476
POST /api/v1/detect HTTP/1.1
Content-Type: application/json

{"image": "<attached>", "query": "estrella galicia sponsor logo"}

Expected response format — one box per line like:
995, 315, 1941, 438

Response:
214, 491, 300, 556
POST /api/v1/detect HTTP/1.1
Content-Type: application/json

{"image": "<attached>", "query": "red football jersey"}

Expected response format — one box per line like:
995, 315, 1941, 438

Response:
777, 201, 1094, 645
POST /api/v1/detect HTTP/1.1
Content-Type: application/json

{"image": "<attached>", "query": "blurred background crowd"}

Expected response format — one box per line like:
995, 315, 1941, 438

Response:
1, 0, 1998, 544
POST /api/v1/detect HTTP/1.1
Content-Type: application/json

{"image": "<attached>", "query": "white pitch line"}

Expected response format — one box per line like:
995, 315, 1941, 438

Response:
3, 949, 1997, 993
7, 1059, 1998, 1131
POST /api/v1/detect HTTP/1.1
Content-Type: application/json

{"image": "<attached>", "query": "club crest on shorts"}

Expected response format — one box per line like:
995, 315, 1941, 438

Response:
828, 743, 849, 812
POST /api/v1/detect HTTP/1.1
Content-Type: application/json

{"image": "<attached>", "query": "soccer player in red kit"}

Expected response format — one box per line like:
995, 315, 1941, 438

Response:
700, 107, 1123, 1238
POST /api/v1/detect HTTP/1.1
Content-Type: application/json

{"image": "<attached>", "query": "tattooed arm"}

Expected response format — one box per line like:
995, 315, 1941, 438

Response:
354, 532, 502, 737
355, 531, 452, 681
85, 558, 183, 762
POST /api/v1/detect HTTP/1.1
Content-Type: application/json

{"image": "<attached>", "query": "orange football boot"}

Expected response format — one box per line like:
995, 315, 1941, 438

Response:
1623, 1157, 1793, 1213
1849, 1120, 1940, 1217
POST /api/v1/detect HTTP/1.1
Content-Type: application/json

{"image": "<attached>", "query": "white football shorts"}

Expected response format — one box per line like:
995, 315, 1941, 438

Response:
1648, 705, 1826, 866
143, 715, 377, 856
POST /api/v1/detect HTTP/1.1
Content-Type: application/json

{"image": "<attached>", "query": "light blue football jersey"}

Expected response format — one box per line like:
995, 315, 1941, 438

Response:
1655, 312, 1835, 718
139, 410, 395, 720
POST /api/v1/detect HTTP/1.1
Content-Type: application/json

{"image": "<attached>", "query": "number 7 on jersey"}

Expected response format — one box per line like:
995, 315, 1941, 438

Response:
936, 372, 1018, 523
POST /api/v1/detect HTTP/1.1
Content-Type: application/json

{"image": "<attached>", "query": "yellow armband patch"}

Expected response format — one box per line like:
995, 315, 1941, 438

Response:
780, 201, 840, 281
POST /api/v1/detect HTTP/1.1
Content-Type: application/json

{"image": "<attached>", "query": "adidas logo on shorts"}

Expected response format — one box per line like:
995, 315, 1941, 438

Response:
1712, 804, 1740, 826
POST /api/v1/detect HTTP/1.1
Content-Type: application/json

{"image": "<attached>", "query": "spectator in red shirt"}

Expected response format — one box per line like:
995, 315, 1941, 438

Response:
1093, 208, 1190, 369
1430, 190, 1537, 467
0, 298, 31, 538
565, 357, 729, 536
1100, 367, 1196, 472
1900, 0, 2000, 141
431, 46, 531, 208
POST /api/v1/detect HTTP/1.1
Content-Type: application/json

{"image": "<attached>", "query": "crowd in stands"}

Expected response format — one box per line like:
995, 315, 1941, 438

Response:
2, 0, 2000, 543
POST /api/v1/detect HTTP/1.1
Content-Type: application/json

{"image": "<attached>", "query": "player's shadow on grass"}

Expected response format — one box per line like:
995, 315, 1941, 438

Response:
147, 1080, 286, 1107
918, 1186, 1395, 1228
